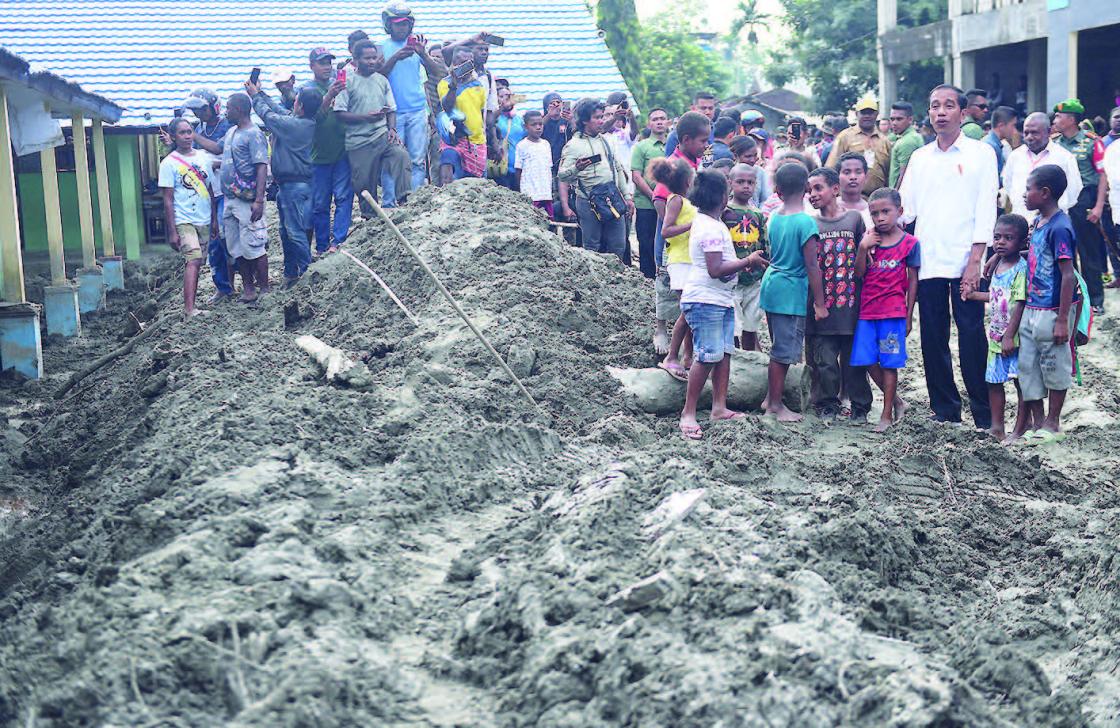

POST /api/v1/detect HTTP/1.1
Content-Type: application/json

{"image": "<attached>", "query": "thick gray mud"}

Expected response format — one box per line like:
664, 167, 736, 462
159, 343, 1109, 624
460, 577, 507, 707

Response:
0, 180, 1117, 727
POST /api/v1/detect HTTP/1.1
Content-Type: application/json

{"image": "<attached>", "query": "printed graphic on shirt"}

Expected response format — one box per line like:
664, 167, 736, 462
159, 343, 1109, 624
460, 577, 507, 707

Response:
819, 228, 859, 310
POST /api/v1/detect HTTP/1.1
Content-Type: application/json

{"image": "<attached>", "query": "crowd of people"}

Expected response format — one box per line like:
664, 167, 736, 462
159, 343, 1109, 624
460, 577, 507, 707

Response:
153, 5, 1120, 443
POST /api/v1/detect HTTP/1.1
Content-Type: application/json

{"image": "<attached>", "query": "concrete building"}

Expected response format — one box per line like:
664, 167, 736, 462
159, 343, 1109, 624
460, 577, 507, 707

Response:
878, 0, 1120, 117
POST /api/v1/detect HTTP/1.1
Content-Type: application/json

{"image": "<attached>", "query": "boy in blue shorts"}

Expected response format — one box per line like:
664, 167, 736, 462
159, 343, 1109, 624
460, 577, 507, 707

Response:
1019, 164, 1079, 438
852, 188, 920, 432
968, 214, 1029, 442
759, 164, 828, 423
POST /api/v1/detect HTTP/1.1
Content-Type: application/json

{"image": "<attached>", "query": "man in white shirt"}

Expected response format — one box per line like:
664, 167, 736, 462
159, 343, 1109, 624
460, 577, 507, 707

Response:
899, 84, 999, 429
1002, 112, 1082, 219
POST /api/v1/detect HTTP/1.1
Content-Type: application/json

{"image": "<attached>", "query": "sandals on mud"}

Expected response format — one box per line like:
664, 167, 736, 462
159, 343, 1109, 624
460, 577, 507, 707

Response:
659, 361, 689, 382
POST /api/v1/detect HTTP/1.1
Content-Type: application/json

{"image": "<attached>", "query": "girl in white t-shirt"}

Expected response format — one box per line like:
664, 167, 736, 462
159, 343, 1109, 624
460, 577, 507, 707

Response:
678, 170, 769, 440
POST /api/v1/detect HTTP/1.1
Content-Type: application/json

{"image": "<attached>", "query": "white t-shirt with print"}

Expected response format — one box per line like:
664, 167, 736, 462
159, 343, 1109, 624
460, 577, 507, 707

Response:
515, 137, 553, 202
681, 211, 737, 307
157, 150, 216, 226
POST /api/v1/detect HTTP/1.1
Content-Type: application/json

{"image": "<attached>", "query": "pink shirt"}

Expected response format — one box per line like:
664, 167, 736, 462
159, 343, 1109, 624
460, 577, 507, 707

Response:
652, 149, 699, 203
859, 233, 921, 320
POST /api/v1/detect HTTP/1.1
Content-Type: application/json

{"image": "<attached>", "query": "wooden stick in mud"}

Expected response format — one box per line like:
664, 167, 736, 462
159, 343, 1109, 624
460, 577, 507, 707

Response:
359, 190, 539, 410
55, 314, 170, 399
337, 248, 419, 326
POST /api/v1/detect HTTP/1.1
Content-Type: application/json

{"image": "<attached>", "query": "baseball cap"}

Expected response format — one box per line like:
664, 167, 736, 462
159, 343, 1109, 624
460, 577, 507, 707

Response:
309, 47, 336, 63
1053, 98, 1085, 115
854, 94, 879, 112
271, 68, 296, 84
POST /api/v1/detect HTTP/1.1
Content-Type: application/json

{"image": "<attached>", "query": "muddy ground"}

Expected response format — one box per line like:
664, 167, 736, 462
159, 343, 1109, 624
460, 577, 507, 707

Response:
0, 180, 1118, 727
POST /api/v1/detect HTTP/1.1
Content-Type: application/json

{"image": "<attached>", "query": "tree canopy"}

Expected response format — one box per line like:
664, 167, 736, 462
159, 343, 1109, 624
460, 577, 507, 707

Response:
596, 0, 728, 117
770, 0, 945, 114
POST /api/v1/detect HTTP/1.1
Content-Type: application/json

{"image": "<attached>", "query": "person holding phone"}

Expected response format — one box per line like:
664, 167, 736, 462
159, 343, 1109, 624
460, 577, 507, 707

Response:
380, 2, 442, 196
437, 46, 489, 182
558, 99, 635, 260
334, 39, 411, 213
771, 115, 821, 172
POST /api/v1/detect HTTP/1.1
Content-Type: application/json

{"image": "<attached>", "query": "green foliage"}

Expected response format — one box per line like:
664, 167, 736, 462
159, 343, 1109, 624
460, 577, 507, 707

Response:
730, 0, 772, 45
596, 0, 647, 107
637, 12, 730, 115
772, 0, 944, 114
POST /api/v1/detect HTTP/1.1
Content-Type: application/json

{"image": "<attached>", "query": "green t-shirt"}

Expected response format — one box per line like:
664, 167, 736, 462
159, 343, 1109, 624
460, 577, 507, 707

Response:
888, 127, 924, 188
722, 204, 767, 285
760, 212, 818, 316
961, 121, 985, 140
630, 137, 666, 210
303, 78, 346, 165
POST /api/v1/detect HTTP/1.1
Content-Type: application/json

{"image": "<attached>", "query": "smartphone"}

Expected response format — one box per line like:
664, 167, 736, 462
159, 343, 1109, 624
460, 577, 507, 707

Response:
452, 60, 475, 81
789, 121, 802, 138
582, 154, 602, 164
336, 67, 347, 85
172, 108, 183, 118
406, 34, 420, 47
249, 67, 261, 85
480, 32, 505, 46
562, 100, 572, 113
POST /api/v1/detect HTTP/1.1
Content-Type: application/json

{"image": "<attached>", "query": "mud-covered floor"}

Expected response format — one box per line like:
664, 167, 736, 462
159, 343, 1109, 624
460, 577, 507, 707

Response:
1, 180, 1117, 727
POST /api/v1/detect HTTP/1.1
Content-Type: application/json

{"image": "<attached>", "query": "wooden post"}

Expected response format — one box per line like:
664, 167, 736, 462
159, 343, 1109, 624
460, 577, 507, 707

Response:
0, 87, 26, 302
91, 118, 116, 256
39, 125, 67, 286
71, 113, 97, 268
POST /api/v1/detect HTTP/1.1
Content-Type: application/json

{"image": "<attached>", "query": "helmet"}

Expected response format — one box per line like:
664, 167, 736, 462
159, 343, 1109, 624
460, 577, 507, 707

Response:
382, 2, 414, 33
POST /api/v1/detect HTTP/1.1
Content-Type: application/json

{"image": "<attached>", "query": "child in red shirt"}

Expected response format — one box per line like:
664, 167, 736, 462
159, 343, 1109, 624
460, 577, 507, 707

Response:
851, 187, 920, 431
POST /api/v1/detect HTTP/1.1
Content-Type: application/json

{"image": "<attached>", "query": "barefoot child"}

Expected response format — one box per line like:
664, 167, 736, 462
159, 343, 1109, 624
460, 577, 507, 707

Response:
158, 118, 220, 317
807, 167, 872, 421
968, 214, 1029, 441
759, 164, 828, 422
1019, 164, 1079, 437
851, 188, 919, 431
650, 156, 697, 380
837, 152, 872, 230
515, 111, 555, 217
679, 170, 769, 439
722, 164, 768, 351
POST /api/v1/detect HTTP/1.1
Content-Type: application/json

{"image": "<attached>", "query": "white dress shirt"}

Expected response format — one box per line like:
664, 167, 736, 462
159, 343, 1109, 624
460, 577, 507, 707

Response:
1104, 141, 1120, 216
1001, 141, 1083, 219
899, 133, 999, 280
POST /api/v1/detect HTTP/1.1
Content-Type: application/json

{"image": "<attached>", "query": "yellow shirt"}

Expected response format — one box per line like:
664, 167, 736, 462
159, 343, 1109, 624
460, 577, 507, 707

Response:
437, 78, 487, 145
665, 194, 696, 265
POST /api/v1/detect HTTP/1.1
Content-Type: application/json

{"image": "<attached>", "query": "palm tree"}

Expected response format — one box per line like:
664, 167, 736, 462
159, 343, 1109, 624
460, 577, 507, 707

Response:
730, 0, 771, 45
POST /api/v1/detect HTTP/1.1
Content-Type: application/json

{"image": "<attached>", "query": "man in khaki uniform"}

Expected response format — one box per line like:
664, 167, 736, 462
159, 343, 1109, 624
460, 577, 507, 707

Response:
826, 95, 892, 196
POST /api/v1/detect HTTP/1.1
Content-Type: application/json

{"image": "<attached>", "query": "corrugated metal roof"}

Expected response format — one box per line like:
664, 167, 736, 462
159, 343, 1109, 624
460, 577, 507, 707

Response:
0, 0, 630, 127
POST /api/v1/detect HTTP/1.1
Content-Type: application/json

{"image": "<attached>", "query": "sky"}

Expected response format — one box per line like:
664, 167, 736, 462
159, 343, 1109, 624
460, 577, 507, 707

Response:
633, 0, 788, 35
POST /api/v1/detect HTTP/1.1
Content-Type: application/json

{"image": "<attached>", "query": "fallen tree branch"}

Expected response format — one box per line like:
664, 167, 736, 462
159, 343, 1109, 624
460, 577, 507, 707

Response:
55, 314, 170, 399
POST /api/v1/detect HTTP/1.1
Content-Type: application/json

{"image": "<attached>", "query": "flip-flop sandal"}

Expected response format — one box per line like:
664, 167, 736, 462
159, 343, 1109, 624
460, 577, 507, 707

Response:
1033, 430, 1067, 444
679, 423, 703, 440
658, 362, 689, 382
711, 412, 747, 422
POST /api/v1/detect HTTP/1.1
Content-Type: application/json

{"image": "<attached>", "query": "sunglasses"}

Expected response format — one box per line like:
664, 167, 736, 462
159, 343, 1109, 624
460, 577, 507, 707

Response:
974, 103, 989, 109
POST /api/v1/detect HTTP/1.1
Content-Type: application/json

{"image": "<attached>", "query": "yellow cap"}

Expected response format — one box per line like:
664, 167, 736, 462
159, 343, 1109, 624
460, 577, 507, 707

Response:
854, 94, 879, 112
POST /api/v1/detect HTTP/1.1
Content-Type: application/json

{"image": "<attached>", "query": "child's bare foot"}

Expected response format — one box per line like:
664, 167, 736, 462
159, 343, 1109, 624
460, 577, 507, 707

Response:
679, 417, 703, 440
239, 288, 258, 303
765, 403, 802, 423
653, 330, 669, 355
873, 416, 892, 433
185, 308, 209, 319
988, 427, 1006, 441
892, 398, 908, 423
710, 408, 746, 421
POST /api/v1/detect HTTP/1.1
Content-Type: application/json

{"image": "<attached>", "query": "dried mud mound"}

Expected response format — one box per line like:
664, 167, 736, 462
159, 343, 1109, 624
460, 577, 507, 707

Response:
0, 180, 1118, 727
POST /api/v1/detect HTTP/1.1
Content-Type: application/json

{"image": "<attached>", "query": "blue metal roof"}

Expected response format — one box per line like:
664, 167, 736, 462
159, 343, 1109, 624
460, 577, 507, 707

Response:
0, 0, 630, 127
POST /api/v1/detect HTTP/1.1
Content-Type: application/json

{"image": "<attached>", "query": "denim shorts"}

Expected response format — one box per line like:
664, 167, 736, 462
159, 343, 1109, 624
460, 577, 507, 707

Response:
767, 312, 806, 365
681, 302, 735, 364
985, 350, 1019, 384
850, 318, 907, 369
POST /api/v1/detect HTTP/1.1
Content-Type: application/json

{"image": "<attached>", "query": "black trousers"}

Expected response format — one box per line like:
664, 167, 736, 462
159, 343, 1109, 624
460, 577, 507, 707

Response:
807, 333, 872, 418
1069, 185, 1105, 307
917, 277, 991, 428
635, 208, 658, 279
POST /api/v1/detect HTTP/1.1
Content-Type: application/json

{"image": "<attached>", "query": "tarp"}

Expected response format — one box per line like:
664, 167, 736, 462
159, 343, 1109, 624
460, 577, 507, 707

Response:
6, 95, 62, 155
